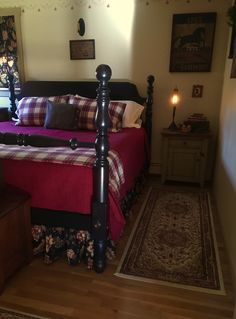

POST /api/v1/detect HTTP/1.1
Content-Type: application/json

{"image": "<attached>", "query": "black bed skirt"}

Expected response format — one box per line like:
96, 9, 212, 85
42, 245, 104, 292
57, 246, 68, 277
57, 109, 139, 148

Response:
31, 207, 91, 230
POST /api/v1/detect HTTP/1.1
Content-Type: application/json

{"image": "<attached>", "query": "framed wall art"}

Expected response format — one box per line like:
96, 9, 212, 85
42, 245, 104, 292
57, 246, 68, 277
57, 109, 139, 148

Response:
227, 1, 236, 59
169, 12, 217, 72
228, 29, 236, 59
230, 38, 236, 78
192, 85, 204, 97
69, 39, 95, 60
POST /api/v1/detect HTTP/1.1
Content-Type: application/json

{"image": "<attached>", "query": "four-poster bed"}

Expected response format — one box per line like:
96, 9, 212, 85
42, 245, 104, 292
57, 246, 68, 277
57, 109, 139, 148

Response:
0, 64, 155, 273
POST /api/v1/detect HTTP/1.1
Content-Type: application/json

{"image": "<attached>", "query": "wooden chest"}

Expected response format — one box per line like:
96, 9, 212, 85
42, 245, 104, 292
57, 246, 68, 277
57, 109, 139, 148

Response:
0, 185, 32, 292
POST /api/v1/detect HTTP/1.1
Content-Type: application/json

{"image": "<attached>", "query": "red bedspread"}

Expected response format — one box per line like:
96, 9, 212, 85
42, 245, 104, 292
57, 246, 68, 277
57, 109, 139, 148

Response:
0, 121, 148, 241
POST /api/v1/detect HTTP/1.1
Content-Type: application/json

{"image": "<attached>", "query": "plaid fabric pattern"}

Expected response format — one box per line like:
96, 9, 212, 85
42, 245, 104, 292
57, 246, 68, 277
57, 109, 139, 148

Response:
109, 101, 126, 132
69, 96, 97, 130
68, 96, 126, 132
0, 145, 124, 198
16, 95, 70, 126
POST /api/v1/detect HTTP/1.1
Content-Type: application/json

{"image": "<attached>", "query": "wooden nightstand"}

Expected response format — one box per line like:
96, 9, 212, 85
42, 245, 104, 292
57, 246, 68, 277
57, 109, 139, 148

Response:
161, 129, 212, 187
0, 107, 9, 122
0, 185, 32, 293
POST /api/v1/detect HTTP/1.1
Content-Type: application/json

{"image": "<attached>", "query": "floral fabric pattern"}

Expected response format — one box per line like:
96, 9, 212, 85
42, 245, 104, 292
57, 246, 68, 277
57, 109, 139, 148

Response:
32, 225, 116, 270
0, 15, 20, 87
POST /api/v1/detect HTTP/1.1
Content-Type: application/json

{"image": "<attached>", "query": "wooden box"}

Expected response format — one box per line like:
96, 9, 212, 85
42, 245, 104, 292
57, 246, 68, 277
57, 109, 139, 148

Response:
0, 185, 32, 292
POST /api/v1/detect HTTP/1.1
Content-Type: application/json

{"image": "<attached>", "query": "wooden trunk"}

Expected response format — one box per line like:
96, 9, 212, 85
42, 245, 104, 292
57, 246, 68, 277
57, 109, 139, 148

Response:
0, 185, 32, 293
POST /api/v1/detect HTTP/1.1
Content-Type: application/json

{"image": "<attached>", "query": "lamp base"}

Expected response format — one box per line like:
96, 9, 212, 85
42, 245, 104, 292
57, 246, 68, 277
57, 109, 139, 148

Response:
168, 121, 178, 131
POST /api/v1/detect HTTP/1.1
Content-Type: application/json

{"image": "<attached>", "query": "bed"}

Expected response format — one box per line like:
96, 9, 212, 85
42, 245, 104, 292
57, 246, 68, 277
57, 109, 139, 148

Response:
0, 64, 154, 272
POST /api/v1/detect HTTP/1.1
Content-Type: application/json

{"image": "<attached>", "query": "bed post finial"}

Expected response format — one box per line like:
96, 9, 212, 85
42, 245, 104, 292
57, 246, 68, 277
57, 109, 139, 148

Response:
145, 75, 155, 149
92, 64, 112, 273
96, 64, 112, 82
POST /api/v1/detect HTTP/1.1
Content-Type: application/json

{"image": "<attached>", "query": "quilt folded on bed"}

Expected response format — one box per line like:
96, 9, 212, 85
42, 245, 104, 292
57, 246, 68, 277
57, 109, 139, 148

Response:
0, 145, 124, 199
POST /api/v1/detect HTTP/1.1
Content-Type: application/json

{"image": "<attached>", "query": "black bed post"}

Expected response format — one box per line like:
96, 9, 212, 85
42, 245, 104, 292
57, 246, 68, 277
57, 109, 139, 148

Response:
145, 75, 155, 147
92, 64, 111, 273
8, 73, 18, 119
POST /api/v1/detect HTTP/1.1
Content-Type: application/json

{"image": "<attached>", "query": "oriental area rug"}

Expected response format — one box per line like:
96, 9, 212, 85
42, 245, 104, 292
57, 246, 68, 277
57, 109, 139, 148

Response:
0, 307, 50, 319
115, 187, 225, 295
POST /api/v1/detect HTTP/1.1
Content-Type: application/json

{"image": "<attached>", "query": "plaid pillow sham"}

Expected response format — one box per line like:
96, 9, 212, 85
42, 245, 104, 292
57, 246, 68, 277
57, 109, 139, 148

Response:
69, 96, 97, 130
16, 95, 70, 126
68, 96, 126, 132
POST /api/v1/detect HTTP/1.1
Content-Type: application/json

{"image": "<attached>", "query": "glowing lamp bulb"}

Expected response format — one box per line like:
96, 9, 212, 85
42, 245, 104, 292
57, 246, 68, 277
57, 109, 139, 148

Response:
171, 88, 179, 105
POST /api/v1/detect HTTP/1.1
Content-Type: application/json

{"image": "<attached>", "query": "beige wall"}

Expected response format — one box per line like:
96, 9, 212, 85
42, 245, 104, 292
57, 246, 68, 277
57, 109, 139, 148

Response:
0, 0, 231, 172
213, 27, 236, 291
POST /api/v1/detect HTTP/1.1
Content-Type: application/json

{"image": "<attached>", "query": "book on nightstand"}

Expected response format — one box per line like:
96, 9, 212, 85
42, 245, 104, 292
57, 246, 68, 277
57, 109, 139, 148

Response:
184, 113, 210, 133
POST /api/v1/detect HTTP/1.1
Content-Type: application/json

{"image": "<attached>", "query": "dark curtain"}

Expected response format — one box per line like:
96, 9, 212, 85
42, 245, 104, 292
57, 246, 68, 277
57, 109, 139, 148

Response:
0, 15, 20, 88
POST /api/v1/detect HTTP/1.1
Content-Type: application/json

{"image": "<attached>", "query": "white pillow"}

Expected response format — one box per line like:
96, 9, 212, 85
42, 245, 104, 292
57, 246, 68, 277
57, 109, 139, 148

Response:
121, 101, 144, 128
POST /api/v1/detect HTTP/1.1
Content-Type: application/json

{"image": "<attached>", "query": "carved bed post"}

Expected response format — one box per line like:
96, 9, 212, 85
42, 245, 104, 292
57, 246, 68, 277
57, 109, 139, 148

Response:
92, 64, 111, 273
145, 75, 155, 148
8, 73, 17, 119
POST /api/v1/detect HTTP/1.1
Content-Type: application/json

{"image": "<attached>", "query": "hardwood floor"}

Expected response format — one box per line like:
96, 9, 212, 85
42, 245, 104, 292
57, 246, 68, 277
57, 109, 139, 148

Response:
0, 175, 235, 319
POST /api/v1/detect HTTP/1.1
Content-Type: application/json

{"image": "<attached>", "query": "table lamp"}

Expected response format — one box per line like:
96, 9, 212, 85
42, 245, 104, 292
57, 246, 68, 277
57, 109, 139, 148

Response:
168, 87, 179, 130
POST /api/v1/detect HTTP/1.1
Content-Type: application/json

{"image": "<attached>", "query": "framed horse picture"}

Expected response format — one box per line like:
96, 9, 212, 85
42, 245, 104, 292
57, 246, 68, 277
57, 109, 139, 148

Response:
169, 12, 217, 72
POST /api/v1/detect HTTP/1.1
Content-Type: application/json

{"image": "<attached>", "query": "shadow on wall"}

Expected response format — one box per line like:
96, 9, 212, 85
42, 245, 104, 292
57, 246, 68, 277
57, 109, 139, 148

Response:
130, 2, 167, 169
213, 154, 236, 286
221, 107, 236, 191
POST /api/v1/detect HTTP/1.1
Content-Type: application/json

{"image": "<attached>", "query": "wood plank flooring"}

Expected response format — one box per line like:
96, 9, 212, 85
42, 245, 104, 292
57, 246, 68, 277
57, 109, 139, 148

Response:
0, 175, 235, 319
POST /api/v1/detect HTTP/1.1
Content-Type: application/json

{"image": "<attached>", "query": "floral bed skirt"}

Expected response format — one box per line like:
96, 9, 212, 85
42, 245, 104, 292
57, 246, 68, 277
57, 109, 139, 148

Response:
32, 225, 116, 269
31, 170, 147, 269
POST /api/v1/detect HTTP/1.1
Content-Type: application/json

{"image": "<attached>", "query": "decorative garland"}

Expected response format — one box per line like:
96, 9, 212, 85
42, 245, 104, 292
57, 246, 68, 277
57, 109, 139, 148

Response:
0, 0, 216, 11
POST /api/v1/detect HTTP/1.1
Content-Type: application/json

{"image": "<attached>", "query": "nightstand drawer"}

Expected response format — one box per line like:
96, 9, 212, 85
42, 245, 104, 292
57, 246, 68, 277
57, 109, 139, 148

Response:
169, 139, 202, 149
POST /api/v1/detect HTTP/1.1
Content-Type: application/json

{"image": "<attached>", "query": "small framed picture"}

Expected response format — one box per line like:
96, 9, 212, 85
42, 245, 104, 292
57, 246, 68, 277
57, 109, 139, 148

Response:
192, 85, 204, 98
231, 38, 236, 78
69, 39, 95, 60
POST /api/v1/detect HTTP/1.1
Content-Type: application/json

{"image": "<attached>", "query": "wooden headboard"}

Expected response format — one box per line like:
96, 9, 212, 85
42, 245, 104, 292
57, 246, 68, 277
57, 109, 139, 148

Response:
18, 80, 146, 105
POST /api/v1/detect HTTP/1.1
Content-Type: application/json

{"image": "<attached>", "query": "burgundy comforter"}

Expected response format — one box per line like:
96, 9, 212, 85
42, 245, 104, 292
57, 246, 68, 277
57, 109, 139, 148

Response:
0, 121, 148, 241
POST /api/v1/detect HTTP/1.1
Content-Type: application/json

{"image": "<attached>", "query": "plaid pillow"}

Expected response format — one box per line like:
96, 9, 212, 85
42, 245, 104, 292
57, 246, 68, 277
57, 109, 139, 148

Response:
109, 101, 126, 132
69, 96, 96, 130
16, 95, 70, 126
68, 96, 126, 132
